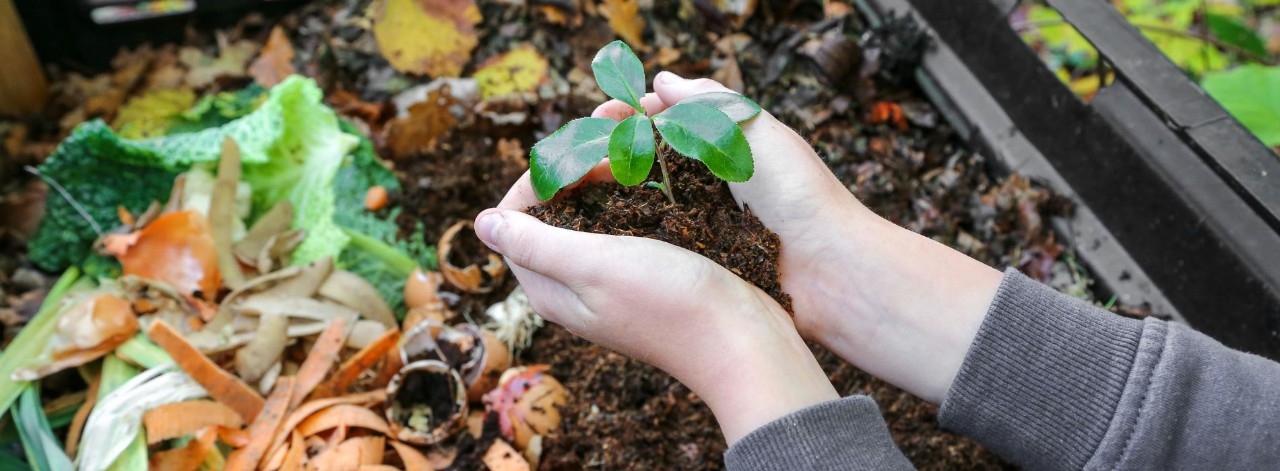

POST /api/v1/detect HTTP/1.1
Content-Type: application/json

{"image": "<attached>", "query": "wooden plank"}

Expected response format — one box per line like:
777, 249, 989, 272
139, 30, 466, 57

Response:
0, 0, 48, 115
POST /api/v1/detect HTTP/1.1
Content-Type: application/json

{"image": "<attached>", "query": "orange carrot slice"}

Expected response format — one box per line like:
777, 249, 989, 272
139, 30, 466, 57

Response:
290, 318, 348, 409
146, 320, 265, 421
261, 390, 387, 467
278, 432, 305, 471
149, 426, 218, 471
65, 371, 101, 457
296, 404, 389, 437
143, 400, 245, 444
311, 328, 400, 399
225, 376, 295, 471
214, 426, 251, 448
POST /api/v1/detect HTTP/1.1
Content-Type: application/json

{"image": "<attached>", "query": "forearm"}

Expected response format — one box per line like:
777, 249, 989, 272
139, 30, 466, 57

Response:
795, 207, 1002, 402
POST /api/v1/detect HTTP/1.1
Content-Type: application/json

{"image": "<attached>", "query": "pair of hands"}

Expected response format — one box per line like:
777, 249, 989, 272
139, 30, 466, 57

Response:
474, 72, 1004, 443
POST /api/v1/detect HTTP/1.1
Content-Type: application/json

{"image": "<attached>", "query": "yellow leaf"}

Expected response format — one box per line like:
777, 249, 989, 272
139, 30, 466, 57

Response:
473, 46, 550, 99
373, 0, 482, 78
112, 89, 196, 139
601, 0, 646, 49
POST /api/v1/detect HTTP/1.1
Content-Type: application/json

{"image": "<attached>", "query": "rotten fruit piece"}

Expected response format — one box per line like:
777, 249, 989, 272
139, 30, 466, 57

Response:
386, 360, 468, 445
439, 220, 506, 293
13, 294, 138, 380
482, 365, 568, 451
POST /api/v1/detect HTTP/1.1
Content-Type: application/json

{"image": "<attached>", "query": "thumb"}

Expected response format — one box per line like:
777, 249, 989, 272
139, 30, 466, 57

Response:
653, 71, 735, 107
473, 209, 601, 282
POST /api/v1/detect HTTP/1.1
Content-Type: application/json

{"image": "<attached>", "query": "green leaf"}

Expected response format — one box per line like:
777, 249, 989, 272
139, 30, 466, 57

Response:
0, 449, 31, 471
592, 40, 647, 113
15, 384, 73, 471
653, 103, 753, 182
680, 92, 762, 122
1202, 65, 1280, 147
1204, 13, 1268, 58
608, 115, 656, 186
531, 117, 619, 200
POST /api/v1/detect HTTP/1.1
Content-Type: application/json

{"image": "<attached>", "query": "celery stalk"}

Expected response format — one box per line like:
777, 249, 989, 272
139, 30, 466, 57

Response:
0, 268, 80, 419
115, 335, 173, 370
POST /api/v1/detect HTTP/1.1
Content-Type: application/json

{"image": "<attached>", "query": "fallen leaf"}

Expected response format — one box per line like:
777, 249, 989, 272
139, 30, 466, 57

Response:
249, 26, 297, 88
600, 0, 646, 49
181, 34, 259, 88
474, 46, 550, 99
373, 0, 483, 77
383, 88, 459, 159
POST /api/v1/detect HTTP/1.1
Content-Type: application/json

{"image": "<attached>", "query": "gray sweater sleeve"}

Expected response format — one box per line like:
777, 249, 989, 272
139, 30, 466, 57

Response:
940, 269, 1280, 470
725, 269, 1280, 470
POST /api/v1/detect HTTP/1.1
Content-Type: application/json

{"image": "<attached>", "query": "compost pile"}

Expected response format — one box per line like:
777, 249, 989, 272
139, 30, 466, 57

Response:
0, 1, 1111, 469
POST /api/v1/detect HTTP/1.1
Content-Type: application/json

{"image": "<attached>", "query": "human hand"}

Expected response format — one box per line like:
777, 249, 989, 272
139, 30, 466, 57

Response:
587, 72, 1004, 403
472, 208, 838, 443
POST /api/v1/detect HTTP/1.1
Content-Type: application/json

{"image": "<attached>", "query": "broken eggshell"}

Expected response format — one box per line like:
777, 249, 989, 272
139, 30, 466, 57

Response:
386, 360, 468, 445
438, 220, 506, 293
400, 321, 510, 402
482, 365, 568, 451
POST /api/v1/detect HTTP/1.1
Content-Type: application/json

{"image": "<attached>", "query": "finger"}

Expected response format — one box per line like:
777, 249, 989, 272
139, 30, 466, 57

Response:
505, 263, 592, 332
498, 171, 539, 210
474, 209, 606, 284
653, 71, 735, 106
591, 93, 669, 121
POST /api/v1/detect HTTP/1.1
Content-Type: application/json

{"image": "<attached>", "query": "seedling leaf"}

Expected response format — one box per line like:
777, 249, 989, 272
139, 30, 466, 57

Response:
592, 40, 647, 113
680, 92, 762, 122
608, 115, 657, 186
531, 117, 619, 200
653, 103, 753, 182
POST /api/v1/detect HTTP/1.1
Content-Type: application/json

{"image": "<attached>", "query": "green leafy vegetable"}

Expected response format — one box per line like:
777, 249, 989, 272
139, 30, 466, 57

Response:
29, 76, 349, 272
592, 40, 647, 113
608, 114, 656, 186
239, 77, 360, 265
1202, 65, 1280, 147
530, 117, 618, 200
653, 102, 753, 182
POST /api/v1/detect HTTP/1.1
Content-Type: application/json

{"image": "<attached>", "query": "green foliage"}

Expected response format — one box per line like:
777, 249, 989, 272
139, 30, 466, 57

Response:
1205, 13, 1268, 57
28, 123, 179, 271
530, 117, 618, 200
592, 40, 647, 113
339, 225, 437, 319
169, 84, 267, 134
680, 92, 763, 122
15, 384, 73, 471
608, 115, 656, 186
653, 103, 754, 182
532, 41, 761, 200
1202, 65, 1280, 147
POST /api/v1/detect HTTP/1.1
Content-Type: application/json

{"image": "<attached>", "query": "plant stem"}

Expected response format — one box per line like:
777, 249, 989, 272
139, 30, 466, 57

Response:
656, 144, 676, 205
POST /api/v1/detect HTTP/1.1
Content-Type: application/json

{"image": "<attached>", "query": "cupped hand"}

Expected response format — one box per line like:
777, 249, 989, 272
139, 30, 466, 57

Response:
473, 207, 837, 443
588, 73, 1004, 403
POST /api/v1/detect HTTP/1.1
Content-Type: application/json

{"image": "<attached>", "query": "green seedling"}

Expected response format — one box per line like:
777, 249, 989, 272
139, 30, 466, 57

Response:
530, 40, 763, 203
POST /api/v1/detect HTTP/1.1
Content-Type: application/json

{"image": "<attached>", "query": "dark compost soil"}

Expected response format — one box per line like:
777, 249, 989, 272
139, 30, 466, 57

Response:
525, 152, 792, 313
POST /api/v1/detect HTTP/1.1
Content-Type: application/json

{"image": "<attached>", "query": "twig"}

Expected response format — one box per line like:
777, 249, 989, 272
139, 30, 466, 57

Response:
24, 165, 104, 237
1012, 18, 1277, 66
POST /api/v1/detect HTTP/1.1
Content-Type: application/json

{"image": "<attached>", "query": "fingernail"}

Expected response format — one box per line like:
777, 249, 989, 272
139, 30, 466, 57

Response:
658, 71, 683, 83
474, 210, 503, 252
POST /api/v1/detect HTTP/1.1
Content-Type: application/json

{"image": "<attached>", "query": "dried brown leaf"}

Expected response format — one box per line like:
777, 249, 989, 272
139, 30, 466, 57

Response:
250, 26, 297, 87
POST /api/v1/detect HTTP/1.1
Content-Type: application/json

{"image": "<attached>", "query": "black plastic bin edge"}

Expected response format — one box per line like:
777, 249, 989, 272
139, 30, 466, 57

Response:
856, 0, 1280, 360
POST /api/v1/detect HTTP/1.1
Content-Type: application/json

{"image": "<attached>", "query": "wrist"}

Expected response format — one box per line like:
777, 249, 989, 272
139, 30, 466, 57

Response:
800, 213, 1002, 403
680, 289, 839, 445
